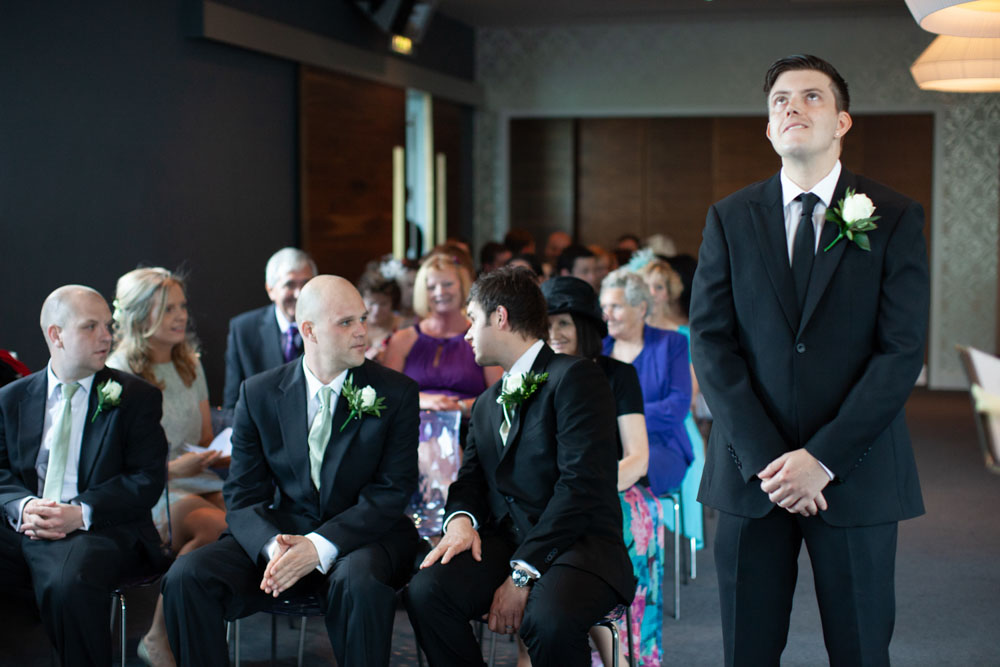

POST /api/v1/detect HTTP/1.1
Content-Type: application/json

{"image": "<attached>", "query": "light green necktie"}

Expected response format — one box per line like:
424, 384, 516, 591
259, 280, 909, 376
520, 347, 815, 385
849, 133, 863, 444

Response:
308, 386, 333, 490
42, 382, 80, 501
499, 403, 512, 445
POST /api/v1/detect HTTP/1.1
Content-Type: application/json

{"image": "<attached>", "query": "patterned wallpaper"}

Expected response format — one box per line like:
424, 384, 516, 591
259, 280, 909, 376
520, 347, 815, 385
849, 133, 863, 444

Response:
473, 14, 1000, 389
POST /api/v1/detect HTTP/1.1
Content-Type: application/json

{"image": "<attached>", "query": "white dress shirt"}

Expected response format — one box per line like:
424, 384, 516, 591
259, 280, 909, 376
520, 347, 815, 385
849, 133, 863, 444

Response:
444, 339, 546, 578
8, 363, 95, 530
778, 162, 839, 481
274, 304, 294, 337
261, 360, 348, 574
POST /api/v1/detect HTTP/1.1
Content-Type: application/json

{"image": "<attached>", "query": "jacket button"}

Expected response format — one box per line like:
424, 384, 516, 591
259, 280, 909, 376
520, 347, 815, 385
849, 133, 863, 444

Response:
796, 343, 806, 353
505, 496, 514, 503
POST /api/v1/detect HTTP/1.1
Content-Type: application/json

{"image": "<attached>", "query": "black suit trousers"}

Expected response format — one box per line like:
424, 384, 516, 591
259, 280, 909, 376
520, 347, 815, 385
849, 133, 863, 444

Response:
405, 529, 620, 667
163, 530, 417, 667
714, 508, 898, 667
0, 524, 144, 667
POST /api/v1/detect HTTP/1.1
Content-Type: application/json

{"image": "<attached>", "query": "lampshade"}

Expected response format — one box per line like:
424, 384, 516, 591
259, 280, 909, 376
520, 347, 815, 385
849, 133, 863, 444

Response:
905, 0, 1000, 37
910, 34, 1000, 91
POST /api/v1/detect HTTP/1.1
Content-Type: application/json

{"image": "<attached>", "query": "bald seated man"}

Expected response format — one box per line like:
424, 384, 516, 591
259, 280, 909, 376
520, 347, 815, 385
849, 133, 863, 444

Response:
163, 275, 421, 666
0, 285, 167, 666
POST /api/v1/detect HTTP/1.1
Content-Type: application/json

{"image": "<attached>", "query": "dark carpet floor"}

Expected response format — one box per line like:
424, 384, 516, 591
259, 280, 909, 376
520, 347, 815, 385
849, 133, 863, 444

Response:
6, 389, 999, 665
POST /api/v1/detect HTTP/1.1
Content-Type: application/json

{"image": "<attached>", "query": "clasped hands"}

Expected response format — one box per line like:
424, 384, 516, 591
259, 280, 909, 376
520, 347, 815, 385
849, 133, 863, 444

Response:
420, 516, 528, 635
758, 448, 831, 516
260, 534, 320, 597
20, 498, 84, 540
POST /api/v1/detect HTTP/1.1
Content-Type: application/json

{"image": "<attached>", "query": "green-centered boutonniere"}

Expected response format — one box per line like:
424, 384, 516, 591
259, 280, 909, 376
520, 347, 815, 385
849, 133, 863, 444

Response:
92, 379, 122, 423
496, 371, 549, 410
339, 374, 386, 432
824, 188, 880, 252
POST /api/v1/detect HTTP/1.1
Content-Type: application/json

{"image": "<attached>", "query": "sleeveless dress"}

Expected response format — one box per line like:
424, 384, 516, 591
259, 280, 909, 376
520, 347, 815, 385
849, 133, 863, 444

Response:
401, 323, 486, 400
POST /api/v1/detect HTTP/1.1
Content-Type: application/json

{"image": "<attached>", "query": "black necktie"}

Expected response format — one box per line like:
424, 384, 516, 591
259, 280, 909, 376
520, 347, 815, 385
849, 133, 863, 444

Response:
792, 192, 820, 308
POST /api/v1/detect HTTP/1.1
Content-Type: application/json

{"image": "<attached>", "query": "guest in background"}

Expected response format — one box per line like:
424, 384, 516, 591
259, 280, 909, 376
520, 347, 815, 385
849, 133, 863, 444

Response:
429, 243, 477, 283
384, 254, 502, 418
108, 268, 226, 667
0, 350, 29, 388
602, 269, 693, 496
507, 253, 545, 284
645, 233, 677, 258
542, 276, 663, 666
222, 247, 316, 409
588, 244, 616, 290
0, 285, 167, 667
504, 228, 536, 255
479, 241, 512, 275
640, 258, 707, 555
542, 230, 572, 278
557, 244, 600, 292
358, 273, 404, 364
616, 234, 641, 255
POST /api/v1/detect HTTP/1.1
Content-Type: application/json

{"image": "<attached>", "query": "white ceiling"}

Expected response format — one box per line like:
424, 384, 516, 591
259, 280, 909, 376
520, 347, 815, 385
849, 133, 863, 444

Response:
436, 0, 910, 28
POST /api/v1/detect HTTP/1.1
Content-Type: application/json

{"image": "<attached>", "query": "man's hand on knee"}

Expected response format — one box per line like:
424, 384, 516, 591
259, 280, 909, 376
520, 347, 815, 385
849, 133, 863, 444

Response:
260, 534, 318, 597
420, 516, 481, 568
485, 577, 529, 635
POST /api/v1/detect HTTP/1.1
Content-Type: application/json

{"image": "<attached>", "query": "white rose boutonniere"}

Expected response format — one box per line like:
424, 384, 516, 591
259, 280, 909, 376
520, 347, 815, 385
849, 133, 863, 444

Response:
824, 188, 880, 252
92, 379, 123, 423
340, 375, 387, 432
496, 371, 548, 410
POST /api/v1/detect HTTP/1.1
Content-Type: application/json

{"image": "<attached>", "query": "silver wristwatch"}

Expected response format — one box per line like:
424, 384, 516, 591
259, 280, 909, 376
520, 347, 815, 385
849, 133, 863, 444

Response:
511, 568, 533, 588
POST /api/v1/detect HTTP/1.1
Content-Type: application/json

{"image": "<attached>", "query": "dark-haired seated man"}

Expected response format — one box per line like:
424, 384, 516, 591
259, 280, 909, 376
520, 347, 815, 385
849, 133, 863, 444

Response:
0, 285, 167, 667
405, 267, 633, 666
557, 244, 600, 292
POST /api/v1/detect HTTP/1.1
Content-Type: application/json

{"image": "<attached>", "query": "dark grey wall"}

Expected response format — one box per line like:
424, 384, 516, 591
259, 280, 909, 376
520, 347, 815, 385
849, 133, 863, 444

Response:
0, 1, 297, 403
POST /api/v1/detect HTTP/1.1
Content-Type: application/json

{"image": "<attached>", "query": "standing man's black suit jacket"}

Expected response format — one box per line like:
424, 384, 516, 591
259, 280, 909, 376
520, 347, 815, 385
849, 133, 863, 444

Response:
0, 367, 167, 560
225, 359, 419, 567
445, 345, 633, 601
223, 305, 285, 409
690, 168, 928, 526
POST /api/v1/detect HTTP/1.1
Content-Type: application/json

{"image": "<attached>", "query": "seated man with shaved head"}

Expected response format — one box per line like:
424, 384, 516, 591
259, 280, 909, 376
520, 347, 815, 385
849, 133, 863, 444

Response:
0, 285, 168, 666
163, 275, 420, 666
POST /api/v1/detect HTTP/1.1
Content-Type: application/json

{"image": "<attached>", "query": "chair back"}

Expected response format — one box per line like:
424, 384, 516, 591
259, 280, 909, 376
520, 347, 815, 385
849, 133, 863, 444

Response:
406, 410, 462, 538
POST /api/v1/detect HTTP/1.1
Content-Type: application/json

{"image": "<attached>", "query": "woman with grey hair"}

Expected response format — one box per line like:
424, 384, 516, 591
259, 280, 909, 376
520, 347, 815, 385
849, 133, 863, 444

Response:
601, 268, 694, 495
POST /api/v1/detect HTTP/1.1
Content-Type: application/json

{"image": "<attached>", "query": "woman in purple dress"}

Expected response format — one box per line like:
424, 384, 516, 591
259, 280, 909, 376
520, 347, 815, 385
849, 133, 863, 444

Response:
384, 253, 502, 417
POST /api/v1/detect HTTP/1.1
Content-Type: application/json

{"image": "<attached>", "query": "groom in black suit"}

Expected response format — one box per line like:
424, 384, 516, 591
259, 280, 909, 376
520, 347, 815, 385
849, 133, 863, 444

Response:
163, 275, 419, 666
405, 267, 633, 666
690, 55, 928, 666
0, 285, 167, 666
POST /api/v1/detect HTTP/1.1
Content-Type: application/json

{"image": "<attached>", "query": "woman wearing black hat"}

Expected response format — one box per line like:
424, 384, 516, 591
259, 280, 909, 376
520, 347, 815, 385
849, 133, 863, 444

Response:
539, 276, 666, 667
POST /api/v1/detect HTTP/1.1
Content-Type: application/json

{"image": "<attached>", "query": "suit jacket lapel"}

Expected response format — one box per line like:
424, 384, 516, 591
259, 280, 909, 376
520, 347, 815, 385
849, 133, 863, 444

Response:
260, 308, 285, 368
17, 372, 48, 492
750, 175, 800, 332
276, 363, 315, 502
319, 364, 367, 509
78, 368, 114, 489
799, 169, 854, 333
498, 345, 553, 464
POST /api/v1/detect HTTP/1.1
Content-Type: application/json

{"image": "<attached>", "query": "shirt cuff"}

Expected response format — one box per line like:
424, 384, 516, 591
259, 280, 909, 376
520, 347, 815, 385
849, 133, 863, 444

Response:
6, 496, 33, 531
816, 459, 835, 481
510, 559, 540, 579
262, 535, 280, 562
305, 533, 339, 574
74, 501, 92, 531
443, 511, 478, 533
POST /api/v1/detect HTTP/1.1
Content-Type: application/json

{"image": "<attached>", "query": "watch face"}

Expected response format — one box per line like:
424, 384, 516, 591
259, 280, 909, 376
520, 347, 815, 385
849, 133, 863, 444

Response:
512, 569, 530, 587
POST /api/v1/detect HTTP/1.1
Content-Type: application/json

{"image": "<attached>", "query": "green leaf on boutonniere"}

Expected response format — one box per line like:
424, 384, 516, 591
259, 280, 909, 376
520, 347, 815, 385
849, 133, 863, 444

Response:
824, 187, 880, 253
92, 379, 122, 423
339, 374, 387, 432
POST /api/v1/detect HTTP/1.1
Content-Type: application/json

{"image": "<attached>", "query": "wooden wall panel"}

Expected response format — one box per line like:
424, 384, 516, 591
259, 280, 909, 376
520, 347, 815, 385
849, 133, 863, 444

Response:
576, 118, 644, 249
645, 118, 714, 255
508, 118, 576, 247
299, 66, 405, 282
433, 98, 472, 242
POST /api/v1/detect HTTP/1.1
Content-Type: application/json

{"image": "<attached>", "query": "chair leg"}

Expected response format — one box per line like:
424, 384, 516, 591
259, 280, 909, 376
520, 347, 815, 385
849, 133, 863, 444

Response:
625, 605, 634, 667
297, 616, 308, 667
488, 628, 497, 666
689, 536, 698, 580
673, 494, 681, 619
120, 594, 127, 667
234, 618, 241, 667
270, 613, 278, 667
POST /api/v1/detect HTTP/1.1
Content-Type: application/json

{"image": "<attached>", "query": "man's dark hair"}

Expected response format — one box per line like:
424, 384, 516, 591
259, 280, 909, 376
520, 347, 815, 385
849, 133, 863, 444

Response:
507, 252, 544, 277
504, 228, 535, 255
468, 266, 549, 341
764, 54, 850, 113
479, 241, 509, 271
557, 244, 595, 275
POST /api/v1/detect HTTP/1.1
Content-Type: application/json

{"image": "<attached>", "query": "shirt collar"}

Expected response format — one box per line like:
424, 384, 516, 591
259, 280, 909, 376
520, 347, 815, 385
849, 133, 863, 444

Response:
46, 361, 96, 400
507, 339, 545, 378
274, 305, 294, 335
302, 358, 349, 403
780, 160, 842, 209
